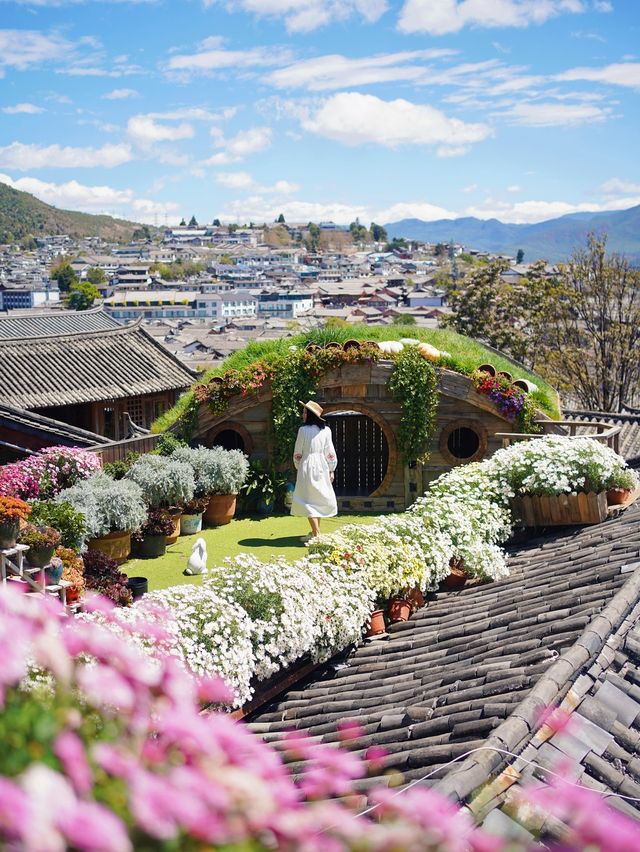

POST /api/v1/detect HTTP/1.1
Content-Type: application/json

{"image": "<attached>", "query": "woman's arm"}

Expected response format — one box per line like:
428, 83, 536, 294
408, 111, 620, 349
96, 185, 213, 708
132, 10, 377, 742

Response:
324, 428, 337, 473
293, 427, 304, 470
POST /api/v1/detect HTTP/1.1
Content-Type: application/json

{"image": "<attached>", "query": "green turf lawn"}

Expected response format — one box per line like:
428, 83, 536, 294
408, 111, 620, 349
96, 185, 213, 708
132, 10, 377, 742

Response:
126, 512, 377, 592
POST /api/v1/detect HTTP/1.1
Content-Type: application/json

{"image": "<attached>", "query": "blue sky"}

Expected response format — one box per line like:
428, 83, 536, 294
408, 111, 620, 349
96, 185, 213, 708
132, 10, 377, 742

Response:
0, 0, 638, 226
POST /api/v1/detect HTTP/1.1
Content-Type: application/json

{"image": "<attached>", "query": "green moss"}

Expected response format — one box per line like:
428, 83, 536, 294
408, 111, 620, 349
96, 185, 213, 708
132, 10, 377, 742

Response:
152, 324, 559, 434
125, 513, 377, 592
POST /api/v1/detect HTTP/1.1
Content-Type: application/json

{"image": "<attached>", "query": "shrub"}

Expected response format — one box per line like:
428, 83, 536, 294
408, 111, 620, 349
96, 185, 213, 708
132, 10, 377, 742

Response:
18, 524, 61, 550
172, 445, 249, 496
56, 473, 147, 539
28, 501, 86, 550
132, 509, 175, 540
124, 455, 194, 509
154, 432, 186, 456
82, 550, 132, 606
102, 451, 140, 481
56, 546, 85, 599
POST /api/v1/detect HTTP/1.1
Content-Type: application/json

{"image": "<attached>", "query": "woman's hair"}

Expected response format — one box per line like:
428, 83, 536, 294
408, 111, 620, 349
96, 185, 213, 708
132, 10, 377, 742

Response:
304, 408, 325, 429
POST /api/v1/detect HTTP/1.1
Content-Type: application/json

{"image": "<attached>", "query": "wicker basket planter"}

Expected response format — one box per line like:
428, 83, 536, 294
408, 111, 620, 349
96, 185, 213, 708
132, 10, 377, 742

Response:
511, 491, 608, 527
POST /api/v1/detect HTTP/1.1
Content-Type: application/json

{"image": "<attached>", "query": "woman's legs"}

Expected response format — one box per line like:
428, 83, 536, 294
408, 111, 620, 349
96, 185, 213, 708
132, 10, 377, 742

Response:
308, 517, 320, 537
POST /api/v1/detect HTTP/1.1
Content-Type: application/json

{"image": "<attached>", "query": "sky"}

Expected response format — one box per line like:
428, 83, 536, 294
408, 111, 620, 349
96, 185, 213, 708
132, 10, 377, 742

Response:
0, 0, 639, 227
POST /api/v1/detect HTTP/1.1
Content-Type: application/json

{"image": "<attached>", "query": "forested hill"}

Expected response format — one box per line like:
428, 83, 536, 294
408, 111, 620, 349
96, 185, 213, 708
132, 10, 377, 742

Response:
0, 182, 148, 244
384, 205, 640, 264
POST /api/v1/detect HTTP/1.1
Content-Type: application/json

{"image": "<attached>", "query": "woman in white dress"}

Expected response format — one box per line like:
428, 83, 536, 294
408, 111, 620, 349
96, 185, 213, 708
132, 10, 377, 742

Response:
290, 400, 338, 541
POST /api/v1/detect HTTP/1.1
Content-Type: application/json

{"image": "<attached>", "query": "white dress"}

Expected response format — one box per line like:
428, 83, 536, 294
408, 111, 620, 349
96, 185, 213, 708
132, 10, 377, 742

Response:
290, 424, 338, 518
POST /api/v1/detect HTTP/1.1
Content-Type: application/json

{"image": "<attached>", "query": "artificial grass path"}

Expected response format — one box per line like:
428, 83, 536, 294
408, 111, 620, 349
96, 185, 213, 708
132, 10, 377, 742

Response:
126, 512, 377, 592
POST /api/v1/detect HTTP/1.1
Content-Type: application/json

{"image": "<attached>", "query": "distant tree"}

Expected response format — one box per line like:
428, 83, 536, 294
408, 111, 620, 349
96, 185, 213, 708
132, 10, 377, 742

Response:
179, 218, 186, 226
132, 226, 151, 242
228, 224, 238, 233
349, 218, 368, 245
277, 213, 286, 224
370, 223, 387, 243
306, 222, 321, 252
86, 267, 107, 287
385, 237, 408, 252
434, 242, 448, 259
188, 215, 198, 227
391, 314, 416, 325
50, 260, 78, 293
212, 218, 221, 227
68, 281, 99, 311
516, 248, 525, 264
218, 254, 234, 265
19, 234, 37, 251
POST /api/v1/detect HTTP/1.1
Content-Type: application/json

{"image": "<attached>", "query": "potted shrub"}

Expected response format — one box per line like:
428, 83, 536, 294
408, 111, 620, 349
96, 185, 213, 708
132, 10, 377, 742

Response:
242, 461, 287, 515
604, 468, 638, 505
125, 455, 194, 542
57, 473, 147, 564
173, 446, 248, 526
132, 510, 175, 558
28, 500, 86, 550
18, 523, 61, 568
82, 550, 133, 606
56, 546, 85, 604
180, 496, 210, 535
0, 496, 31, 549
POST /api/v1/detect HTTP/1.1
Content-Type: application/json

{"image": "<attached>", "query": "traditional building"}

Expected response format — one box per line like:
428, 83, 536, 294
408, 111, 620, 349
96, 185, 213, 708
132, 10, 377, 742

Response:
0, 309, 195, 442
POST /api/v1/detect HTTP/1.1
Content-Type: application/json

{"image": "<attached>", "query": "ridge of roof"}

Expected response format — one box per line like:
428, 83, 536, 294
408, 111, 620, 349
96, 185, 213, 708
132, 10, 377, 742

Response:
0, 315, 142, 344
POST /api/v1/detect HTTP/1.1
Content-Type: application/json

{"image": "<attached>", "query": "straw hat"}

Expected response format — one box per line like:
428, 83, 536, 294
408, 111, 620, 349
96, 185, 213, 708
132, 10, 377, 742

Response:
299, 400, 325, 422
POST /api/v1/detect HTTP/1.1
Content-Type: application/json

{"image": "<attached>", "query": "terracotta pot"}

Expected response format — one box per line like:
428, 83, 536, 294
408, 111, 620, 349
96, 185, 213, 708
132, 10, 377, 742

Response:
165, 511, 182, 545
440, 561, 468, 590
406, 587, 425, 610
342, 339, 361, 351
388, 597, 411, 622
180, 513, 203, 535
477, 363, 496, 377
204, 494, 237, 526
87, 530, 131, 565
366, 609, 386, 637
606, 488, 631, 506
0, 520, 20, 550
66, 588, 81, 604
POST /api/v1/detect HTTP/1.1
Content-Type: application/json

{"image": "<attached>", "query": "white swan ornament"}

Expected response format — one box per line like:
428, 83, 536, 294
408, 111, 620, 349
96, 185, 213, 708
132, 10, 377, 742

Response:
185, 538, 208, 575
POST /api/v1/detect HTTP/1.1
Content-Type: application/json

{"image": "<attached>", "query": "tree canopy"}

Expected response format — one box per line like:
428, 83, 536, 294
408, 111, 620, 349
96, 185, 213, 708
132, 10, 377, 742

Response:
68, 280, 99, 311
50, 260, 78, 292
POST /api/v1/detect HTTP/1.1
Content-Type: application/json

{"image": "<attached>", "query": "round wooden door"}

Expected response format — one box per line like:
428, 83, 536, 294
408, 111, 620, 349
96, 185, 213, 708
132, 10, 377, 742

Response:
325, 411, 389, 496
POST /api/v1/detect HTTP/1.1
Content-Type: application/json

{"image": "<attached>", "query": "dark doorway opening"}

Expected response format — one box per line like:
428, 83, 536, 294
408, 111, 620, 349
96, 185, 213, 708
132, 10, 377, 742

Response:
325, 411, 389, 496
447, 426, 480, 460
213, 428, 246, 452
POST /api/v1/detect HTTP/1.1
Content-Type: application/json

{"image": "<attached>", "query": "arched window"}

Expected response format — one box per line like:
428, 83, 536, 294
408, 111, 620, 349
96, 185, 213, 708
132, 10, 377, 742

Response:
205, 421, 253, 454
439, 420, 487, 465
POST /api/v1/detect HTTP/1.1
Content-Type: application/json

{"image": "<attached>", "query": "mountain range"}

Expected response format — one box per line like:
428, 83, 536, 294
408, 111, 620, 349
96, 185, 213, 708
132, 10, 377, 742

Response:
0, 182, 147, 245
384, 205, 640, 264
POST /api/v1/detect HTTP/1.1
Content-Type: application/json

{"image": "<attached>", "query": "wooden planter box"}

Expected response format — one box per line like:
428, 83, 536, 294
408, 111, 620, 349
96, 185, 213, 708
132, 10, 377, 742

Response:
511, 491, 608, 527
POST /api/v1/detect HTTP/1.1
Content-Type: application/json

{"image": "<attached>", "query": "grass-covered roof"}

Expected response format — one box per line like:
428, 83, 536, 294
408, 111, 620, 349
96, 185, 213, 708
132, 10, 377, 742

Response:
152, 324, 559, 434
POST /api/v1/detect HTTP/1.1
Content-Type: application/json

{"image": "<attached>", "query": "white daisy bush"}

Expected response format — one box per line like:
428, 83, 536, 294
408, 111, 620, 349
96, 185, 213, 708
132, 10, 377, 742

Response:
83, 435, 636, 710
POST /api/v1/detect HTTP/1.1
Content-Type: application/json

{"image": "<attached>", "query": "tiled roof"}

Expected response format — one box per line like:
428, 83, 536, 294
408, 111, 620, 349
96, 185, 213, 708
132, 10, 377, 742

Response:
0, 320, 196, 409
564, 409, 640, 467
0, 403, 110, 447
0, 307, 120, 339
248, 504, 640, 808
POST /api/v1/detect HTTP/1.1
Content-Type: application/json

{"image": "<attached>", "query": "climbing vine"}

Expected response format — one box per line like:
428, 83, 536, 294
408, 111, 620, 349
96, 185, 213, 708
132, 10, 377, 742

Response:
388, 346, 439, 463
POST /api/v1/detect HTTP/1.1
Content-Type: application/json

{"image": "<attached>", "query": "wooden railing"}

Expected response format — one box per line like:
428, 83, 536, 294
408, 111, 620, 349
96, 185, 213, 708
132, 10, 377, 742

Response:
89, 433, 162, 464
496, 420, 622, 453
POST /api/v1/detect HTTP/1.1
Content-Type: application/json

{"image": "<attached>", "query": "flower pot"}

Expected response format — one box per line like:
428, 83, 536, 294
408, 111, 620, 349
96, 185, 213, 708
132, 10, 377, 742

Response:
204, 494, 237, 526
126, 576, 148, 600
26, 545, 56, 568
0, 520, 20, 550
406, 587, 425, 611
440, 559, 468, 590
66, 587, 81, 604
388, 597, 411, 622
180, 513, 203, 535
136, 534, 167, 559
366, 609, 386, 637
256, 498, 274, 516
87, 530, 131, 566
165, 512, 182, 545
606, 488, 631, 506
45, 561, 63, 583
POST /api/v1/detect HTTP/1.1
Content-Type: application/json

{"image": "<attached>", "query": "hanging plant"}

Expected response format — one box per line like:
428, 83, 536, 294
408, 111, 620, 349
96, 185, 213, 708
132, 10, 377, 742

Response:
388, 346, 439, 463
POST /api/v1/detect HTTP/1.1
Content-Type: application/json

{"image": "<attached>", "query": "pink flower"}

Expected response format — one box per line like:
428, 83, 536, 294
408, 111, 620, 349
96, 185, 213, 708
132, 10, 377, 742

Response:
58, 801, 131, 852
0, 777, 30, 841
337, 719, 364, 743
54, 731, 93, 795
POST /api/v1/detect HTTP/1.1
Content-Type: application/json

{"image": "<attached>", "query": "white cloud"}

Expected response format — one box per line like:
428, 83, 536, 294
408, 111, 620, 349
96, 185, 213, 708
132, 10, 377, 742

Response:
0, 172, 178, 223
202, 0, 388, 33
462, 183, 478, 193
300, 92, 490, 151
376, 201, 457, 221
166, 38, 292, 76
599, 177, 640, 196
127, 115, 194, 144
556, 62, 640, 89
507, 184, 521, 192
398, 0, 585, 35
264, 49, 457, 91
0, 141, 133, 170
219, 196, 371, 224
103, 88, 139, 99
2, 103, 45, 114
503, 101, 611, 126
205, 126, 273, 165
0, 28, 71, 72
463, 195, 636, 224
215, 170, 255, 189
